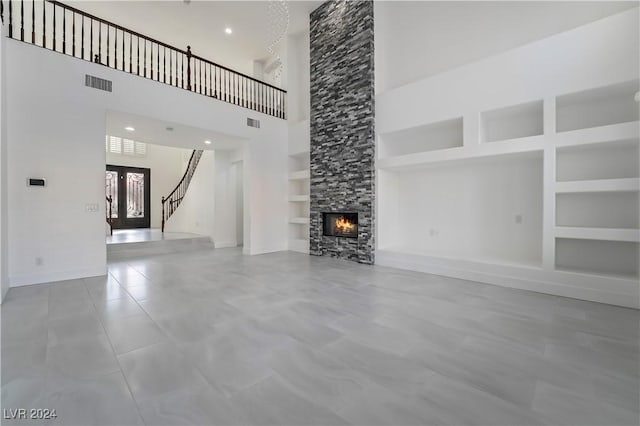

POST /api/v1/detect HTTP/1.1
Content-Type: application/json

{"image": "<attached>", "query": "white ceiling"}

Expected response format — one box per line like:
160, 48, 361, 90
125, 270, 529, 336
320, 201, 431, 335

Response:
106, 110, 247, 151
69, 0, 322, 77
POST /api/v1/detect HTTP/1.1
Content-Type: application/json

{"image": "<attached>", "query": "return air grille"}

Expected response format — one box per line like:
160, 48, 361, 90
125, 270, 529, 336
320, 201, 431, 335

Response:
85, 74, 112, 92
247, 118, 261, 128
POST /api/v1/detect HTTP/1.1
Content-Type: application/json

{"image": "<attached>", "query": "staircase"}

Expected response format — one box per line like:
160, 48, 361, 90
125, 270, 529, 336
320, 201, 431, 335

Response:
162, 149, 203, 232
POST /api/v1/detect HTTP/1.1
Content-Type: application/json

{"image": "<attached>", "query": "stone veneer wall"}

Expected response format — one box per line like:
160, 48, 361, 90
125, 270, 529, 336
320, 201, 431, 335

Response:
309, 0, 375, 264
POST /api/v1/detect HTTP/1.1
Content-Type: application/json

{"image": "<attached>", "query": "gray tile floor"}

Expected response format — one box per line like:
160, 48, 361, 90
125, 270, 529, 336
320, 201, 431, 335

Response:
1, 248, 638, 426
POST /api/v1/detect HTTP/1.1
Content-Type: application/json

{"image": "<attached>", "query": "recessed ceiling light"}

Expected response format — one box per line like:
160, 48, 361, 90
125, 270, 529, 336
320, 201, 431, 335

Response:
204, 140, 212, 145
225, 28, 232, 35
125, 126, 135, 132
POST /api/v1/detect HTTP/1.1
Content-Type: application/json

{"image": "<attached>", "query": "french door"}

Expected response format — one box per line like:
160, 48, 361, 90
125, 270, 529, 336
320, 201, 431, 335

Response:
105, 165, 151, 229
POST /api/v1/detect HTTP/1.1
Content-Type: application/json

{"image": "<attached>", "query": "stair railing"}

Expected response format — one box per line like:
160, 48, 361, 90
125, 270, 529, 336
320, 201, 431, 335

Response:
162, 149, 203, 232
1, 0, 286, 119
105, 195, 113, 235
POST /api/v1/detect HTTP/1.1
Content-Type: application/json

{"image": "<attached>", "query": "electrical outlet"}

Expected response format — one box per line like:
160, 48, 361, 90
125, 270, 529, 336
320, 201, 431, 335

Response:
35, 257, 43, 266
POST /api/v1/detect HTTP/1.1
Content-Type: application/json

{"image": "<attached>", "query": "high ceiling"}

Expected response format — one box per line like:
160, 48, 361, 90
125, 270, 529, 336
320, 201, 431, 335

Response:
68, 1, 638, 93
69, 0, 323, 77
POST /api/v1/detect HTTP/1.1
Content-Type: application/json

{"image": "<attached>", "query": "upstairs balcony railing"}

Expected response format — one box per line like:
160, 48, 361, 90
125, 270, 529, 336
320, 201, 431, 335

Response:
1, 0, 287, 119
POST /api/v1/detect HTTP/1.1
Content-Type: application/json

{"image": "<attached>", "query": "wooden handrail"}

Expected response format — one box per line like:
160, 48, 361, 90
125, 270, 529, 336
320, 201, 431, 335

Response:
162, 150, 203, 232
4, 0, 287, 119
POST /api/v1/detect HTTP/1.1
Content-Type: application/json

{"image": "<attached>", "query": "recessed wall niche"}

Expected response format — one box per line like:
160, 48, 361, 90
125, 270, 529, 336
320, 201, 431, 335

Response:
378, 117, 463, 157
556, 80, 640, 132
481, 100, 544, 143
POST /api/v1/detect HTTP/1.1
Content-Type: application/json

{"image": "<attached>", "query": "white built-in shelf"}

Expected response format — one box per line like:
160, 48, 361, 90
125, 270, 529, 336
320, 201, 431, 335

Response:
481, 100, 543, 143
288, 195, 310, 202
377, 135, 544, 170
288, 118, 310, 251
289, 217, 310, 225
288, 169, 310, 180
378, 117, 463, 158
556, 79, 640, 133
554, 227, 640, 242
556, 136, 639, 182
553, 121, 639, 148
556, 191, 639, 229
555, 178, 640, 193
555, 237, 639, 279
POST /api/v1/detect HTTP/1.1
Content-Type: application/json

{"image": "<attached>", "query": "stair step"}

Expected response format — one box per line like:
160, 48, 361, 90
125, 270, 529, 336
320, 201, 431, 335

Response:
107, 235, 214, 260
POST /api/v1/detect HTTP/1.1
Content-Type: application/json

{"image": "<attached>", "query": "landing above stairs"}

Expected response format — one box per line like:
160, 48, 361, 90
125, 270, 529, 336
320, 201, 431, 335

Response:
107, 229, 214, 260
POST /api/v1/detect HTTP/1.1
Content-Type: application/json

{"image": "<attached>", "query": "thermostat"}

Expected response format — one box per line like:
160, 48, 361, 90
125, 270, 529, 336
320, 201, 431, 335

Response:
27, 178, 46, 187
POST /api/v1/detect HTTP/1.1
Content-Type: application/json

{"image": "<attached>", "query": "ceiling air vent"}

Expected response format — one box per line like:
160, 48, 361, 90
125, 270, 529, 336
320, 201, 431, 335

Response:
247, 117, 260, 128
85, 74, 112, 92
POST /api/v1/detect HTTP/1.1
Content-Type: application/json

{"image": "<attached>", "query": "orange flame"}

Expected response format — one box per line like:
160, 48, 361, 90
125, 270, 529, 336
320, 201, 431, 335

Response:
335, 216, 356, 233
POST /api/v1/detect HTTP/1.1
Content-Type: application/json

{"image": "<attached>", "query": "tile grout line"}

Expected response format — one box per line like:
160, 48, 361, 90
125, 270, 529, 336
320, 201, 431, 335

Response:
82, 276, 149, 426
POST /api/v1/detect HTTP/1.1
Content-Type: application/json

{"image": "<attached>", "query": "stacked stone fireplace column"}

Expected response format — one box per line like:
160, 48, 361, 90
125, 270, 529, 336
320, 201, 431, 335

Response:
309, 0, 375, 264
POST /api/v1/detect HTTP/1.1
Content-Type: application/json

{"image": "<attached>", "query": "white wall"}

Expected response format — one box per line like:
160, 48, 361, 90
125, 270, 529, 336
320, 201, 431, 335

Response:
231, 160, 244, 246
375, 1, 638, 93
0, 25, 8, 302
377, 8, 639, 134
165, 150, 216, 239
390, 155, 543, 266
286, 31, 310, 124
6, 40, 287, 287
375, 8, 640, 307
106, 143, 189, 228
213, 150, 240, 247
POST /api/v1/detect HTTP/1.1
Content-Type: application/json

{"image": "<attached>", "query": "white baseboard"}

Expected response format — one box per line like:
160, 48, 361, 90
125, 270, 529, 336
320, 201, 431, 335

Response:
9, 266, 107, 287
376, 250, 639, 309
248, 244, 288, 256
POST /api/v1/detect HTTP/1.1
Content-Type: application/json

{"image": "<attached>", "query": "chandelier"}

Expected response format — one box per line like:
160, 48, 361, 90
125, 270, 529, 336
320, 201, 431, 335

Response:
265, 0, 290, 81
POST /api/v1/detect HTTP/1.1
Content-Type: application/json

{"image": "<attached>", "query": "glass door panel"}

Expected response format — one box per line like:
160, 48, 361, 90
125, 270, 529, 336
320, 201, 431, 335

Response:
126, 172, 145, 219
105, 170, 119, 218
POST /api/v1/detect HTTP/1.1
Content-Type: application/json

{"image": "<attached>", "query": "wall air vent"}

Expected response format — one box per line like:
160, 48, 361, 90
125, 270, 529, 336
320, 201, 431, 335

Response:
247, 118, 261, 128
85, 74, 112, 92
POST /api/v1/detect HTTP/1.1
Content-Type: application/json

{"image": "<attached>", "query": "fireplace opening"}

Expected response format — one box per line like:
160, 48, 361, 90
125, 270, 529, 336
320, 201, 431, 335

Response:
323, 212, 358, 238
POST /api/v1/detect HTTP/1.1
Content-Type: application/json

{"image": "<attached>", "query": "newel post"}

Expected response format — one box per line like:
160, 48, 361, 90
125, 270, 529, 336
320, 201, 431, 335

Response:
186, 45, 192, 91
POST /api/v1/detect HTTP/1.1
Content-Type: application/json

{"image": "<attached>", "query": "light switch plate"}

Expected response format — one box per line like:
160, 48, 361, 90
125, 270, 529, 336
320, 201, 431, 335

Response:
85, 203, 99, 213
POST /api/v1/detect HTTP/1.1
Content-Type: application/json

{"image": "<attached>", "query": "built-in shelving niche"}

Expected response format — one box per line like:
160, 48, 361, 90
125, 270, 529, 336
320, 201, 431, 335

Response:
378, 117, 463, 158
556, 80, 640, 133
379, 151, 543, 269
556, 138, 639, 182
481, 100, 543, 143
556, 192, 639, 229
287, 150, 310, 252
556, 238, 639, 279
